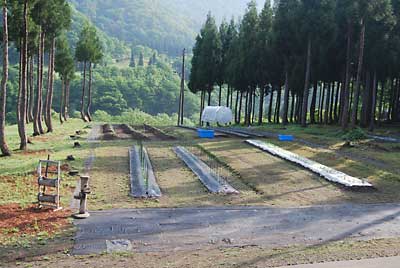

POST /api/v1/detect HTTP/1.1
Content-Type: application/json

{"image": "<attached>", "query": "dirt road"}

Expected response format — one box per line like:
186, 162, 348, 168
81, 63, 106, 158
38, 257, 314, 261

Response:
73, 203, 400, 255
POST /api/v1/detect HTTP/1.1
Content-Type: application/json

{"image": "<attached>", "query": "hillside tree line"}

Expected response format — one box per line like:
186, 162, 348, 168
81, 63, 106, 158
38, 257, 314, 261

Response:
189, 0, 400, 130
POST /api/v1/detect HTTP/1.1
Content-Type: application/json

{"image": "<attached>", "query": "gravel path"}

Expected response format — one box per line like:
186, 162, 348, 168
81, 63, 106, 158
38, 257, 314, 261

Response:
70, 125, 101, 209
73, 203, 400, 255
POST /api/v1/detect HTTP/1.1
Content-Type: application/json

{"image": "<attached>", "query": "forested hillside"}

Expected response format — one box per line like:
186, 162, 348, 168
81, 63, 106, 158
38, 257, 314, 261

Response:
68, 5, 129, 62
69, 0, 265, 55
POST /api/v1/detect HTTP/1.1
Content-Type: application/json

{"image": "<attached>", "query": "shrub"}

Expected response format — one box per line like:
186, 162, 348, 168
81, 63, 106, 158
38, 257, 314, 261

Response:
341, 128, 367, 141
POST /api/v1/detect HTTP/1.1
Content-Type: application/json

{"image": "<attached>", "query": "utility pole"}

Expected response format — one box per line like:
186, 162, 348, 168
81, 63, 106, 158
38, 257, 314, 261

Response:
178, 48, 185, 126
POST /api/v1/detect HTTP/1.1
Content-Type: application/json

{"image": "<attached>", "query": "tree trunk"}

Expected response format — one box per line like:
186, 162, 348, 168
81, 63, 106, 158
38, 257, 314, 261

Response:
329, 82, 336, 123
238, 91, 243, 124
290, 92, 295, 123
199, 91, 204, 125
28, 56, 34, 122
25, 56, 30, 123
350, 19, 366, 128
369, 71, 378, 131
274, 86, 281, 124
218, 85, 222, 106
301, 37, 312, 127
234, 90, 239, 123
334, 81, 341, 122
341, 21, 353, 130
282, 69, 290, 125
33, 30, 45, 136
268, 90, 274, 123
295, 95, 301, 123
310, 80, 318, 124
324, 82, 331, 124
258, 87, 265, 125
392, 78, 400, 122
361, 71, 371, 127
86, 62, 93, 122
59, 79, 64, 124
319, 83, 326, 123
18, 0, 29, 150
230, 86, 234, 109
226, 85, 230, 107
63, 79, 70, 121
80, 61, 88, 122
0, 0, 10, 156
244, 91, 249, 126
45, 38, 55, 133
251, 90, 256, 125
378, 81, 385, 124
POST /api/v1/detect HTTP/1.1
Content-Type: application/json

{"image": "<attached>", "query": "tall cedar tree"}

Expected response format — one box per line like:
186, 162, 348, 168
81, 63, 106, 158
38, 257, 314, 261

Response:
55, 34, 75, 123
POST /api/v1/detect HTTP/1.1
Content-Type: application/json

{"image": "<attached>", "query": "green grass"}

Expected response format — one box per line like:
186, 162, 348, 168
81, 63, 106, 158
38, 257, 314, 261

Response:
1, 118, 90, 175
0, 118, 90, 206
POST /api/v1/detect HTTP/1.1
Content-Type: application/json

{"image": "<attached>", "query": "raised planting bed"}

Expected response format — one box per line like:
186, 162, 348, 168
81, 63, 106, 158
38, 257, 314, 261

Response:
129, 145, 161, 198
174, 146, 239, 194
367, 134, 400, 143
213, 127, 267, 138
102, 124, 118, 140
212, 128, 251, 138
246, 140, 372, 188
119, 124, 149, 140
144, 124, 176, 140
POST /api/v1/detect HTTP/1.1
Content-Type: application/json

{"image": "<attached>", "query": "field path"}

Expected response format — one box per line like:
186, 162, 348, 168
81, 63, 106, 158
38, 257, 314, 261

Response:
73, 203, 400, 255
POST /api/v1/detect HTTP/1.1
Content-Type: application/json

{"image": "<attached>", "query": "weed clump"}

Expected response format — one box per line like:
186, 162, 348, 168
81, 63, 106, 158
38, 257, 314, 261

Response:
341, 128, 367, 142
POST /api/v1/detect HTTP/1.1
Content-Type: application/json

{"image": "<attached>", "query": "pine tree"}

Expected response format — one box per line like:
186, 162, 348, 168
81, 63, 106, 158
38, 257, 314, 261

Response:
257, 0, 274, 125
129, 48, 136, 67
75, 24, 92, 122
86, 27, 103, 122
299, 0, 336, 127
55, 34, 75, 123
238, 1, 259, 125
138, 52, 144, 66
151, 52, 157, 65
350, 0, 394, 128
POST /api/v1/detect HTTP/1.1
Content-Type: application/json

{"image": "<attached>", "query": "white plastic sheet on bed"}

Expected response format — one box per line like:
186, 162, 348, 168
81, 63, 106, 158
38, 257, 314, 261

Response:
246, 140, 372, 187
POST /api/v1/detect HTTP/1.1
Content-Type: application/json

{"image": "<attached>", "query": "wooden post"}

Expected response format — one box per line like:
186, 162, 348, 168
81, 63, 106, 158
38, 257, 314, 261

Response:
73, 176, 90, 219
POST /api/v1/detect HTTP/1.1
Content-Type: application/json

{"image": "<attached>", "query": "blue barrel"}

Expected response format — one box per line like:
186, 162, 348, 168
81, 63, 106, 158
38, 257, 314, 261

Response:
278, 135, 294, 141
198, 129, 215, 139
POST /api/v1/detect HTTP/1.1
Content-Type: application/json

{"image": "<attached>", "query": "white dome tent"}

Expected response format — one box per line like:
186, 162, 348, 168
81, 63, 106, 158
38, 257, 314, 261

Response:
201, 106, 233, 125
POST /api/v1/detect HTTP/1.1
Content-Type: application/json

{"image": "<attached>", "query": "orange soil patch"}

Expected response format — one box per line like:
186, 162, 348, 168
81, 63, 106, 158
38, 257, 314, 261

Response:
0, 204, 71, 242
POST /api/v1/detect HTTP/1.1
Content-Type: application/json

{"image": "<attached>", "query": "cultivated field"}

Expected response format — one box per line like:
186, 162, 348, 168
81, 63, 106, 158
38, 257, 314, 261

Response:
1, 119, 400, 267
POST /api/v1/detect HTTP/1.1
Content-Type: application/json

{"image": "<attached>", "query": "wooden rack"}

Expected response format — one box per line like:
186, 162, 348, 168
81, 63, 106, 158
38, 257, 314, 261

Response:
37, 159, 62, 211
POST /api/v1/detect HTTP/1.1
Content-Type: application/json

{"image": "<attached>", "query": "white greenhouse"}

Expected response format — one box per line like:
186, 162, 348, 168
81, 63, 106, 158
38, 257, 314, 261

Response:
201, 106, 233, 125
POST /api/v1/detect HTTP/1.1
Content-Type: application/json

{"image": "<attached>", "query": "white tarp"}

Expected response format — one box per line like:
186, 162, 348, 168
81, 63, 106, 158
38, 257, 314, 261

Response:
201, 106, 233, 125
246, 140, 372, 187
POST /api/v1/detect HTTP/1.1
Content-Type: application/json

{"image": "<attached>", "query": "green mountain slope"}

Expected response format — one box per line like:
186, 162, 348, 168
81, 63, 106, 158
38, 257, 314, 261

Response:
69, 0, 266, 56
68, 5, 130, 62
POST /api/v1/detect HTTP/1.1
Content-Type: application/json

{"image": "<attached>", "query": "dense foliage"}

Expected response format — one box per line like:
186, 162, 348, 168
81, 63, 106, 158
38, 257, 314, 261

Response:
68, 0, 264, 56
190, 0, 400, 130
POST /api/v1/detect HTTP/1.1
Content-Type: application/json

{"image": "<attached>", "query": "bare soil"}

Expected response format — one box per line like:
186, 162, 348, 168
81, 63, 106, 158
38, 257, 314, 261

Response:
0, 204, 71, 245
6, 238, 400, 268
